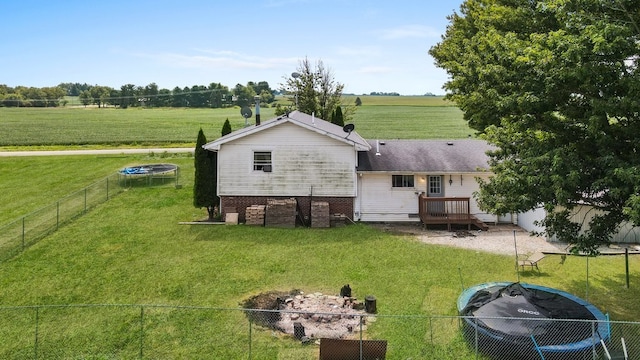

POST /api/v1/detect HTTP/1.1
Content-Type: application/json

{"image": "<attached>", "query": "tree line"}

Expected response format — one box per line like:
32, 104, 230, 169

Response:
0, 81, 277, 109
0, 85, 66, 107
2, 58, 364, 118
430, 0, 640, 254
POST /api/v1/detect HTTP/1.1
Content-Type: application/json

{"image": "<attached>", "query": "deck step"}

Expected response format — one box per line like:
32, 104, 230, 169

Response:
471, 217, 489, 231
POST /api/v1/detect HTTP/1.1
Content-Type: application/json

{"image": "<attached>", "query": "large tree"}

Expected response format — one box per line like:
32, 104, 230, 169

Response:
143, 83, 159, 107
430, 0, 640, 254
193, 128, 218, 221
233, 83, 257, 108
118, 84, 136, 109
281, 57, 353, 122
209, 82, 230, 108
89, 86, 112, 108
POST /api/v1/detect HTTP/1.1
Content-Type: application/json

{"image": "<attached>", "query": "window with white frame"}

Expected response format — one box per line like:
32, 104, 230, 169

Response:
392, 174, 414, 188
429, 175, 442, 195
253, 151, 272, 171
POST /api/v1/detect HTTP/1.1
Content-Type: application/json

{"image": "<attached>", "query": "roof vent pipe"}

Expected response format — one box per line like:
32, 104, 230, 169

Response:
254, 95, 261, 126
375, 140, 381, 156
311, 112, 315, 126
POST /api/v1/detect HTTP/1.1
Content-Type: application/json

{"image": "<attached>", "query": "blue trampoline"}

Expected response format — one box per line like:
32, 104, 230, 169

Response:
458, 282, 610, 359
119, 164, 177, 176
118, 163, 179, 187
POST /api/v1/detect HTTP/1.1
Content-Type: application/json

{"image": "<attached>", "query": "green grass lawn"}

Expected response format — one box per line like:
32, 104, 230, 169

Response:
0, 155, 159, 224
0, 154, 639, 357
1, 100, 638, 358
0, 96, 470, 148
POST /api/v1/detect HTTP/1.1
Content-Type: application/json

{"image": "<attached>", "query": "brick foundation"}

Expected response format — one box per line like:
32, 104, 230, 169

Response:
221, 196, 354, 224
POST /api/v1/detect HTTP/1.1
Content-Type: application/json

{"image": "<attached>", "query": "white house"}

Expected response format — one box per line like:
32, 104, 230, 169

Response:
203, 111, 369, 222
355, 139, 498, 226
203, 110, 640, 244
518, 206, 640, 244
203, 111, 502, 229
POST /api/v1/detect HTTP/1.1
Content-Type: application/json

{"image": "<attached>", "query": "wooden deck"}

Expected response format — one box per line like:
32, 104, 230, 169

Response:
418, 195, 488, 231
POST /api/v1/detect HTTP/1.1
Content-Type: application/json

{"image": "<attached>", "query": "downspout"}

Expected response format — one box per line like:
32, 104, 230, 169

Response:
355, 150, 362, 221
357, 172, 362, 221
209, 149, 220, 217
309, 185, 313, 227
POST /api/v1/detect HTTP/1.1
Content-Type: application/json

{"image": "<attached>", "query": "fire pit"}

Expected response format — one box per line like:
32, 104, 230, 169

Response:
242, 289, 375, 340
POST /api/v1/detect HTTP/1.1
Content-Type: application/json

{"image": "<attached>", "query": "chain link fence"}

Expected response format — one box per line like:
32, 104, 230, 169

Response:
0, 305, 637, 359
0, 169, 179, 263
0, 174, 124, 262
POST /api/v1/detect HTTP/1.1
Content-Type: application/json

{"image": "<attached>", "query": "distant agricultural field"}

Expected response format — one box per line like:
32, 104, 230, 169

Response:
343, 95, 456, 106
2, 96, 640, 359
0, 96, 470, 148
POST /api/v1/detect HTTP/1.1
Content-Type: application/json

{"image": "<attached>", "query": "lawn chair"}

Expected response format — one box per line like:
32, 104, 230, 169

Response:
517, 252, 546, 272
601, 338, 628, 360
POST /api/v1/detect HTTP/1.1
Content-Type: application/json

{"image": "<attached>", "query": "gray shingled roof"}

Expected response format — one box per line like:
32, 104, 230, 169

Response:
203, 110, 370, 151
357, 139, 494, 173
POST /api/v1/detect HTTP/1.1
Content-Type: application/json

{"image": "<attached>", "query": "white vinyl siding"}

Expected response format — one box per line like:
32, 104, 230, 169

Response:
357, 173, 419, 222
217, 122, 357, 197
518, 207, 547, 233
538, 205, 640, 243
356, 172, 497, 223
441, 172, 495, 223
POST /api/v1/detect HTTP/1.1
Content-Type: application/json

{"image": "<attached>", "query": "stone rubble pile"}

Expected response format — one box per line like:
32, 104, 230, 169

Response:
275, 292, 373, 340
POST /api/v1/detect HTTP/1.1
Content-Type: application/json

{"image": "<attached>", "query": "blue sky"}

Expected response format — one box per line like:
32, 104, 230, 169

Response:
1, 0, 464, 95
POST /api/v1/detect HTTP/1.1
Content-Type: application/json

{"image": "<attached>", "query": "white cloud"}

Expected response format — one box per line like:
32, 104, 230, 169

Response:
378, 25, 440, 40
136, 50, 298, 70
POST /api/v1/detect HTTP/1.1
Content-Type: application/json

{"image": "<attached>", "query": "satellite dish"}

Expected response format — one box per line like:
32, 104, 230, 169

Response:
241, 106, 252, 118
343, 124, 355, 133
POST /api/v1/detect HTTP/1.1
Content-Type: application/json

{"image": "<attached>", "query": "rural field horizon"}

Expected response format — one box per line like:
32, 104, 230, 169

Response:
1, 97, 638, 359
0, 96, 471, 150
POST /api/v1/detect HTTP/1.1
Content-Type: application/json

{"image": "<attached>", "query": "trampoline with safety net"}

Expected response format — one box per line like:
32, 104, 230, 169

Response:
458, 282, 610, 359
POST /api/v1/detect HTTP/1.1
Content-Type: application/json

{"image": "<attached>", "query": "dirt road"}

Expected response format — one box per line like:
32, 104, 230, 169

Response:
0, 148, 193, 157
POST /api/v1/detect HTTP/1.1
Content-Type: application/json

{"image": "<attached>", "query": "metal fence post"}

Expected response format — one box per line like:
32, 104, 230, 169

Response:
474, 317, 479, 360
139, 306, 144, 360
586, 256, 590, 301
591, 320, 596, 360
248, 314, 252, 360
34, 306, 39, 360
626, 248, 630, 289
429, 316, 433, 344
360, 315, 364, 360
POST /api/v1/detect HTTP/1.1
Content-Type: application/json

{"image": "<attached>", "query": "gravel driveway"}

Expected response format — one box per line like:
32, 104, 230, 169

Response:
373, 223, 567, 256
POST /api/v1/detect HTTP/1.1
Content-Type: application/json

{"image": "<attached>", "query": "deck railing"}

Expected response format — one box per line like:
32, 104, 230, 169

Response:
418, 195, 484, 230
419, 195, 470, 219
